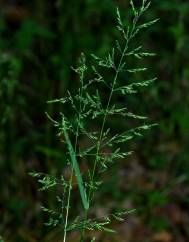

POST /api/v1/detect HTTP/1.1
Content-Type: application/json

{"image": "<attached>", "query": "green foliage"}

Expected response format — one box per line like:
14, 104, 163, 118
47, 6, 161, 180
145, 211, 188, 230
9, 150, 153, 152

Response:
1, 0, 189, 241
62, 118, 89, 210
0, 236, 4, 242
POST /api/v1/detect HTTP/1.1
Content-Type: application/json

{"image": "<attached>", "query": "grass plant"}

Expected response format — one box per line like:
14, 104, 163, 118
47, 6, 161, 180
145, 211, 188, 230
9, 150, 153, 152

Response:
30, 1, 157, 241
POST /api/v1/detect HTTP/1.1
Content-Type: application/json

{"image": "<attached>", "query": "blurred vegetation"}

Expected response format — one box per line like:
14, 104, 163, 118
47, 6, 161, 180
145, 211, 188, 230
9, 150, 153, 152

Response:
0, 0, 189, 241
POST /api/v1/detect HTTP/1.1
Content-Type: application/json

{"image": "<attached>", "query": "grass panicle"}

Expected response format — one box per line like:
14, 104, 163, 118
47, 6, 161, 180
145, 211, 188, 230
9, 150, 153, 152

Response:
31, 1, 157, 241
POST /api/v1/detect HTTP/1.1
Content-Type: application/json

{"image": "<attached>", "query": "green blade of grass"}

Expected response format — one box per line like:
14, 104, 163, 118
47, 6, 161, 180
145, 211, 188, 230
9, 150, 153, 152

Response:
63, 126, 89, 210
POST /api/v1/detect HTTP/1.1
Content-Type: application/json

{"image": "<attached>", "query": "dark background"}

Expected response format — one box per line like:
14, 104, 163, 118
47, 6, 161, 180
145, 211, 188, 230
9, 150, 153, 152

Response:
0, 0, 189, 241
